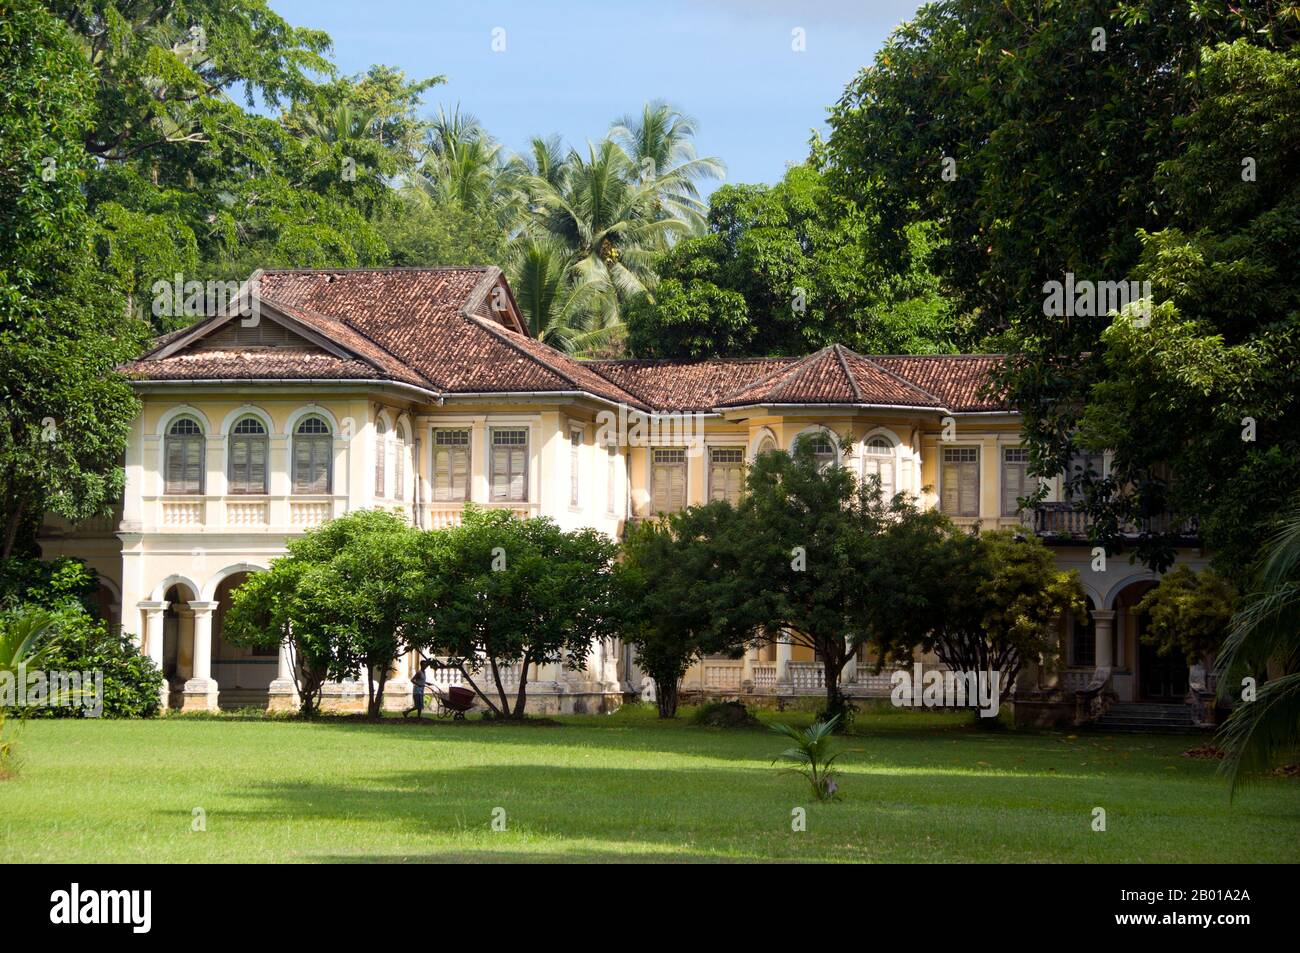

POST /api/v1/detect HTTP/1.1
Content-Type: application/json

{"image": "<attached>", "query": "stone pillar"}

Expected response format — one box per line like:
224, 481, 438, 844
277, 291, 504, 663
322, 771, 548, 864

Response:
140, 601, 169, 710
741, 645, 756, 690
267, 641, 298, 712
1093, 610, 1116, 671
384, 653, 412, 712
776, 633, 793, 690
183, 601, 220, 711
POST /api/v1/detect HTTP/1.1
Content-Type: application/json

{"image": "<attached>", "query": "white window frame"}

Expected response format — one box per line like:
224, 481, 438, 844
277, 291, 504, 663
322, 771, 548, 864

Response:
227, 416, 268, 496
164, 417, 205, 495
569, 424, 583, 509
291, 415, 333, 495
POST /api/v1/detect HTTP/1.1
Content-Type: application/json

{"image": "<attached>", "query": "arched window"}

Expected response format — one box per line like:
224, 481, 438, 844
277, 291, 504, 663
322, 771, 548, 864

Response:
756, 435, 777, 457
807, 432, 836, 472
228, 417, 268, 495
374, 417, 388, 498
165, 417, 204, 495
292, 416, 332, 495
863, 436, 895, 501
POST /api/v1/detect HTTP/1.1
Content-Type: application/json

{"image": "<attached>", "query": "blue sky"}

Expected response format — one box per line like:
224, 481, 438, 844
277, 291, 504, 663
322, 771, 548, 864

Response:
270, 0, 925, 194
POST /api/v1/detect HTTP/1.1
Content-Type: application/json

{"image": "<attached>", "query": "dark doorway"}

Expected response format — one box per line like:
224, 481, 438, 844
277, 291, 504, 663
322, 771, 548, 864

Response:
1137, 610, 1188, 700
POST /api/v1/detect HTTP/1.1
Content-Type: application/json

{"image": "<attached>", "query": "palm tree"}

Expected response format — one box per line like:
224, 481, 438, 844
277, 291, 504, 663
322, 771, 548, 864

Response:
1215, 501, 1300, 793
0, 609, 57, 773
415, 105, 527, 235
522, 139, 686, 324
504, 235, 618, 353
292, 101, 380, 146
610, 100, 725, 230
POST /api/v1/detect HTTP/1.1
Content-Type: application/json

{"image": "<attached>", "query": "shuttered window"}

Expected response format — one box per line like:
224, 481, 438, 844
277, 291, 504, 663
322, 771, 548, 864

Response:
374, 418, 388, 498
490, 428, 528, 502
940, 446, 979, 517
292, 416, 332, 495
569, 426, 582, 507
1002, 446, 1030, 516
651, 448, 687, 514
863, 436, 895, 501
165, 417, 204, 495
432, 429, 470, 502
228, 417, 268, 495
708, 447, 745, 506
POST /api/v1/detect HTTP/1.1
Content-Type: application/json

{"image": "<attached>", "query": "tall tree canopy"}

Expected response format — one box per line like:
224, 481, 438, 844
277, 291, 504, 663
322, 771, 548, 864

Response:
625, 163, 963, 359
826, 0, 1300, 579
0, 0, 145, 558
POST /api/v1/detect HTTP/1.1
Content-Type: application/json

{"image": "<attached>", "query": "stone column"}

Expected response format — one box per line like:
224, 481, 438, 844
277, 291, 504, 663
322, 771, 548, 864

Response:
741, 645, 756, 691
384, 653, 412, 712
267, 640, 298, 712
140, 601, 169, 710
776, 633, 793, 691
1093, 610, 1116, 671
183, 601, 220, 711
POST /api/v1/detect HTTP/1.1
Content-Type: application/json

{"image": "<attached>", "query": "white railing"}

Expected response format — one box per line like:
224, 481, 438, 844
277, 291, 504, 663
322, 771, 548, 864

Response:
145, 494, 346, 533
703, 660, 743, 690
162, 500, 203, 528
752, 664, 778, 691
421, 502, 541, 529
226, 500, 268, 528
789, 661, 825, 691
428, 658, 521, 690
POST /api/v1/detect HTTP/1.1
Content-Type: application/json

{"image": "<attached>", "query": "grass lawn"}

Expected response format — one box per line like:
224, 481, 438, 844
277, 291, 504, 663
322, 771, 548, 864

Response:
2, 705, 1296, 863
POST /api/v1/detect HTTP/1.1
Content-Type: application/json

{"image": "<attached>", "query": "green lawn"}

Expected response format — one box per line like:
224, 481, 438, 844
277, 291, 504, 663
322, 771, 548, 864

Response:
2, 705, 1296, 863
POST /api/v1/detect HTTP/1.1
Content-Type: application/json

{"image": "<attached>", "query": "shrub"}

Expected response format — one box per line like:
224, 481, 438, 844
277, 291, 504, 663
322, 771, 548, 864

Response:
692, 699, 760, 729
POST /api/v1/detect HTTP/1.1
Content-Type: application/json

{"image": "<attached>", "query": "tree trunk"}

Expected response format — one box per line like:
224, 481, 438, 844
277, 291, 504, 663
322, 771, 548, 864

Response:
2, 498, 25, 561
511, 654, 531, 719
488, 654, 511, 718
821, 650, 850, 729
656, 676, 679, 718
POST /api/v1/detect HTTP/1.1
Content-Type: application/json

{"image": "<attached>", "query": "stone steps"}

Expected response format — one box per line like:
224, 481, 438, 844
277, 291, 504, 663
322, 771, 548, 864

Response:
1092, 702, 1205, 733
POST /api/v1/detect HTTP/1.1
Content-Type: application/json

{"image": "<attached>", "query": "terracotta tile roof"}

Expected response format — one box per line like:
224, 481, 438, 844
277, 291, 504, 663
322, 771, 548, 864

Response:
872, 355, 1008, 412
585, 357, 796, 412
126, 268, 645, 407
124, 268, 1008, 413
128, 348, 383, 382
710, 345, 942, 409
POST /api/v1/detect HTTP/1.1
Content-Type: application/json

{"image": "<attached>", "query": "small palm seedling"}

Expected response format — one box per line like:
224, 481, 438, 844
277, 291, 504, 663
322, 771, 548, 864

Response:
0, 610, 57, 777
771, 715, 842, 801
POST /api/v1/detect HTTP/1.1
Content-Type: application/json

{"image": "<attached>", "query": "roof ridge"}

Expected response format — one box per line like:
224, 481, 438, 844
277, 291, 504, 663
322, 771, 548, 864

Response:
267, 296, 442, 392
258, 266, 493, 275
714, 347, 826, 403
832, 344, 864, 403
465, 313, 583, 392
840, 345, 944, 406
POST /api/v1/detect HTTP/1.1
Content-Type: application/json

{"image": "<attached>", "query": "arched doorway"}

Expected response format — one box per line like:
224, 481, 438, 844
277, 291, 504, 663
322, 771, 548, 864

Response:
161, 581, 199, 708
211, 571, 275, 709
1114, 579, 1188, 701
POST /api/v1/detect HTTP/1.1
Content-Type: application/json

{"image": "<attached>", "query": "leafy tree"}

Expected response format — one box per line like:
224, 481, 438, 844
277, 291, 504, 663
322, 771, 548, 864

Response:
730, 438, 951, 726
876, 529, 1085, 713
16, 605, 163, 718
222, 558, 330, 715
378, 187, 508, 269
0, 0, 145, 558
224, 510, 424, 718
626, 164, 961, 359
614, 504, 751, 718
825, 0, 1299, 579
1136, 566, 1238, 666
419, 508, 617, 719
1215, 501, 1300, 792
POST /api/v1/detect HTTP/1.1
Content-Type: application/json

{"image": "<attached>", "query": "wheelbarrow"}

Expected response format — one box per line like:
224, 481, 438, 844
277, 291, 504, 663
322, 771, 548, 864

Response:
430, 683, 476, 720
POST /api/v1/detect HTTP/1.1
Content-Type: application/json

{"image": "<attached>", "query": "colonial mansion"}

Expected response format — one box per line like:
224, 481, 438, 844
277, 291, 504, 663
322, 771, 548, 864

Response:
39, 268, 1211, 724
